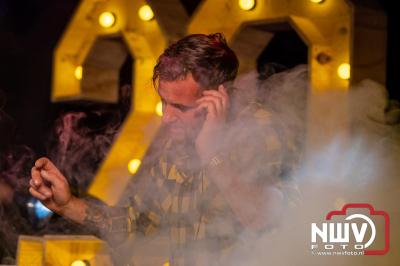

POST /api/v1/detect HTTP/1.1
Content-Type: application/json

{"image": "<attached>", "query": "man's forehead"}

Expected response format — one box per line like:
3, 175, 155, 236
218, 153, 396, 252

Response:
158, 76, 202, 102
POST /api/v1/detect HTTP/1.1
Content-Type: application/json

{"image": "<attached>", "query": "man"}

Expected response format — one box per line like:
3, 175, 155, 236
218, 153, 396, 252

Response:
29, 33, 294, 265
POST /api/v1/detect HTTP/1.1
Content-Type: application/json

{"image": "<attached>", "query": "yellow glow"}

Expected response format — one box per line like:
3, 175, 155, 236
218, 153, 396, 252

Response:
155, 101, 163, 117
138, 5, 154, 21
310, 0, 325, 3
71, 260, 86, 266
74, 66, 83, 80
163, 262, 170, 266
98, 12, 116, 28
337, 63, 351, 80
128, 159, 141, 174
238, 0, 256, 11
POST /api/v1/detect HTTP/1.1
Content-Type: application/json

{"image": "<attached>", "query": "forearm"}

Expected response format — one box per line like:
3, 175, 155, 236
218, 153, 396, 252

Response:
58, 196, 90, 224
59, 196, 132, 232
60, 196, 134, 245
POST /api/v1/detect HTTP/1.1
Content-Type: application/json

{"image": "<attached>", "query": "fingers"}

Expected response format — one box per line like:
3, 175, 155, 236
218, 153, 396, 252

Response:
29, 186, 52, 201
197, 101, 217, 118
31, 165, 57, 191
29, 187, 47, 201
34, 157, 50, 169
31, 166, 42, 187
200, 85, 230, 118
30, 167, 52, 197
31, 158, 65, 201
34, 157, 67, 184
35, 157, 63, 176
40, 169, 64, 186
202, 85, 230, 111
29, 169, 53, 200
29, 178, 37, 189
197, 96, 223, 117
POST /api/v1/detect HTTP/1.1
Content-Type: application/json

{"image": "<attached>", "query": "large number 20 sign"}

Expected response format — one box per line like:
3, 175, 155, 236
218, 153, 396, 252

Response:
52, 0, 387, 205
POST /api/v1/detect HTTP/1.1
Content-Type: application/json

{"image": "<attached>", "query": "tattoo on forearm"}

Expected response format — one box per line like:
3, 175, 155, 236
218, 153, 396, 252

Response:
83, 202, 110, 233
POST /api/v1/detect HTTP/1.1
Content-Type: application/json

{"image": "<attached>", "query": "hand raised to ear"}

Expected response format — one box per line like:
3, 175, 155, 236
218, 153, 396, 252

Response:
195, 85, 229, 165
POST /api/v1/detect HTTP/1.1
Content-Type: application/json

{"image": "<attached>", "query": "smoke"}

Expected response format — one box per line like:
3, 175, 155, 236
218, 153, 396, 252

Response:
99, 66, 306, 265
47, 111, 119, 196
1, 92, 33, 263
0, 85, 131, 264
46, 84, 132, 196
100, 66, 400, 265
216, 69, 400, 265
2, 66, 400, 265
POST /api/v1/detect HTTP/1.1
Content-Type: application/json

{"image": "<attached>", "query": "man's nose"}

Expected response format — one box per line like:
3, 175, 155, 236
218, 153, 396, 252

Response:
162, 105, 177, 124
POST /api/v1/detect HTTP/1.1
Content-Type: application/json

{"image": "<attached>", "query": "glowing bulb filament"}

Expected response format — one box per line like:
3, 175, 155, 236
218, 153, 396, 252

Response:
128, 159, 141, 174
74, 66, 83, 80
337, 63, 351, 80
71, 260, 87, 266
238, 0, 256, 11
138, 5, 154, 21
99, 12, 116, 28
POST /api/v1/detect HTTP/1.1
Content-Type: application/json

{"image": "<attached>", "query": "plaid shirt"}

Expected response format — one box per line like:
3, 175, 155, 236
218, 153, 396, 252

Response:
87, 102, 300, 265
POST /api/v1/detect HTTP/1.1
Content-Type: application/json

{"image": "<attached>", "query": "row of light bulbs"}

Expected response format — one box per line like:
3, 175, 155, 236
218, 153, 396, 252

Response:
97, 0, 325, 29
71, 67, 352, 111
99, 5, 154, 29
96, 0, 261, 29
74, 62, 350, 86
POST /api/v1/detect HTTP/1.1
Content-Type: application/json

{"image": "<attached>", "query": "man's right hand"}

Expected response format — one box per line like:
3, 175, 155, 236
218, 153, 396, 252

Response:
29, 157, 73, 215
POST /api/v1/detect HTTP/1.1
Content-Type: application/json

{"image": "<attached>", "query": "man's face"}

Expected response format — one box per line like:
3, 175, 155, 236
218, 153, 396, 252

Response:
158, 74, 206, 143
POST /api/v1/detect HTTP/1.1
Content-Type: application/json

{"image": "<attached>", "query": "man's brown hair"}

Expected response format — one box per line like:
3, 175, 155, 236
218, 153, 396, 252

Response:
153, 33, 239, 89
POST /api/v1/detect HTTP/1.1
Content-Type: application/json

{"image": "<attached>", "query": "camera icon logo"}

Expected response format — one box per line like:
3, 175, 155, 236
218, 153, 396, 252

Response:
311, 203, 390, 256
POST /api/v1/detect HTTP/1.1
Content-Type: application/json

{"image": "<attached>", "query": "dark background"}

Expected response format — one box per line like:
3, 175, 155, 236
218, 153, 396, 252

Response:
0, 0, 398, 156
